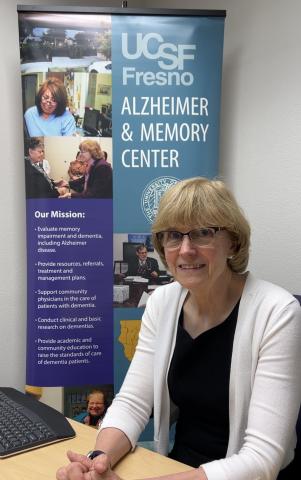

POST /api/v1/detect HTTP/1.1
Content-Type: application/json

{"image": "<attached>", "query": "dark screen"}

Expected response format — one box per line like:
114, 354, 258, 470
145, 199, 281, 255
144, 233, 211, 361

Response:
82, 108, 99, 132
122, 242, 141, 263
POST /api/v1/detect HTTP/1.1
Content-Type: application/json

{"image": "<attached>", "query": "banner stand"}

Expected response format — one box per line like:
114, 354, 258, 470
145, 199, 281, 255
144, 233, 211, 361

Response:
18, 5, 225, 437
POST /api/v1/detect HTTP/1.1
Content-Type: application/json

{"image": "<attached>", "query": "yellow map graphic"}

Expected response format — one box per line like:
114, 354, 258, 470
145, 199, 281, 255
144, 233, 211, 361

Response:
118, 320, 142, 361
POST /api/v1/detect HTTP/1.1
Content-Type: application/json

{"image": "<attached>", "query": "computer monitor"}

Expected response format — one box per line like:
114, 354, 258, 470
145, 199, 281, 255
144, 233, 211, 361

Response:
82, 107, 100, 136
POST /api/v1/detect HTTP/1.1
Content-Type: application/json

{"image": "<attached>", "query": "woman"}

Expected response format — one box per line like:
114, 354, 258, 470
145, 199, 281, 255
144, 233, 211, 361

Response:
62, 140, 112, 199
25, 137, 60, 198
74, 390, 107, 428
56, 177, 301, 480
24, 77, 76, 137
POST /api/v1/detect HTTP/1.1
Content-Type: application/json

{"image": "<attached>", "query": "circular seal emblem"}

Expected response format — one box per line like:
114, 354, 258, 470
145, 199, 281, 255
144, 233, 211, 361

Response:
141, 176, 179, 224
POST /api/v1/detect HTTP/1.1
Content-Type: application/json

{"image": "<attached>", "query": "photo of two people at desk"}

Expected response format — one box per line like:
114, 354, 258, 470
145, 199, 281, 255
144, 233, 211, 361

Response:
114, 237, 172, 308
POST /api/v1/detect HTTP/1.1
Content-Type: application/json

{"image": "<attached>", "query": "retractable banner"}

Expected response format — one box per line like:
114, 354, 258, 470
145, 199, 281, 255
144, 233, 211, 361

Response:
18, 7, 225, 402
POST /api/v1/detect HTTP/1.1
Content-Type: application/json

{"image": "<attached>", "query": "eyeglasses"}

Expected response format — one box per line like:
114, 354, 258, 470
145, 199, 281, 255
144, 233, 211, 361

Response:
41, 94, 57, 104
156, 227, 225, 250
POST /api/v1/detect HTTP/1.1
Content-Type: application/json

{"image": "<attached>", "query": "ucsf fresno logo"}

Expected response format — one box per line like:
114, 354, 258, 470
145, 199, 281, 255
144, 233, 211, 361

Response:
122, 33, 196, 86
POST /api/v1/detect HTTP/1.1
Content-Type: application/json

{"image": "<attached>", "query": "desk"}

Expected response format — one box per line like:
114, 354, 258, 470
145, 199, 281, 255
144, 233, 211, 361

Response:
1, 419, 191, 480
113, 277, 171, 308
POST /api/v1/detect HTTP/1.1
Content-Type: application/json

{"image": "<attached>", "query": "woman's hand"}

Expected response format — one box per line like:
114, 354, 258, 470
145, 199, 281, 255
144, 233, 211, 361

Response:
55, 179, 69, 188
56, 450, 121, 480
83, 415, 90, 425
58, 191, 72, 198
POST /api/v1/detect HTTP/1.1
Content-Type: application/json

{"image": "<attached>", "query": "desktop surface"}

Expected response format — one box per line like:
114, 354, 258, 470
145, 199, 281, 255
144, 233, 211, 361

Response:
1, 419, 191, 480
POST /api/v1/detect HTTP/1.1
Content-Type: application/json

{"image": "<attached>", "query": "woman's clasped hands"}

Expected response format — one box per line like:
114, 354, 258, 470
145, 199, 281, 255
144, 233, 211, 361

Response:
56, 450, 121, 480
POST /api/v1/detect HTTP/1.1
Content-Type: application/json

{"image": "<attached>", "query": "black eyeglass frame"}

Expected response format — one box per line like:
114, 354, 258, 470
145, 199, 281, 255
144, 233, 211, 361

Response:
156, 227, 225, 249
41, 94, 57, 104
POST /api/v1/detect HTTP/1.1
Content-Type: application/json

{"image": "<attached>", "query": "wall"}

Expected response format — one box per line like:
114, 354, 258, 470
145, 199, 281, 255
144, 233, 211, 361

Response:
0, 0, 300, 390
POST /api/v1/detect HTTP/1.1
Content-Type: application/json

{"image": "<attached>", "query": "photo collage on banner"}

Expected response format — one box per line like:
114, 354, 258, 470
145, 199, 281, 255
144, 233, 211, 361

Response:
18, 7, 225, 438
19, 11, 114, 423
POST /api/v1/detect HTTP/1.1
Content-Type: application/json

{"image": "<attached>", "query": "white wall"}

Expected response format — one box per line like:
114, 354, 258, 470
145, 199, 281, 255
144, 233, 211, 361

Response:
1, 0, 300, 390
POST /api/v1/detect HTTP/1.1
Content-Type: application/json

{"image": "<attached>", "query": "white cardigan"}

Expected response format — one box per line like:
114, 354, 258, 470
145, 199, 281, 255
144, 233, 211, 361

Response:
101, 273, 301, 480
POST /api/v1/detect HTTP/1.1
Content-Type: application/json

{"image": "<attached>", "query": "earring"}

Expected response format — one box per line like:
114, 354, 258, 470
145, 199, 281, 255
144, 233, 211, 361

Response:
227, 255, 234, 260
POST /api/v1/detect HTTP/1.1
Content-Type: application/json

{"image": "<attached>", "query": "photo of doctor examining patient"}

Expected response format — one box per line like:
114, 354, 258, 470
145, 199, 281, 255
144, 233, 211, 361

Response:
24, 136, 112, 199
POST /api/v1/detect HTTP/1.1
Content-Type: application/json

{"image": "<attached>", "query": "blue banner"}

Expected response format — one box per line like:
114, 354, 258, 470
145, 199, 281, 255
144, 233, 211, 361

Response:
112, 15, 224, 231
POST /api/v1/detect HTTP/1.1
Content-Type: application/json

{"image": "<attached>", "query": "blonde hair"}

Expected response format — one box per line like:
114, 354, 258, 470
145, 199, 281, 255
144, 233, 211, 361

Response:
152, 177, 251, 273
79, 139, 102, 160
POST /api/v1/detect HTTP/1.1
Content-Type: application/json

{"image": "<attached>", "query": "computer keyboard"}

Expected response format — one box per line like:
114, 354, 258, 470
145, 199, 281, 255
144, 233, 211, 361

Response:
0, 387, 75, 458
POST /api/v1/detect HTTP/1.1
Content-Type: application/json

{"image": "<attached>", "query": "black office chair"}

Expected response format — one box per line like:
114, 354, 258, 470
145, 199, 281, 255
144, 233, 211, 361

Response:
99, 113, 111, 136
